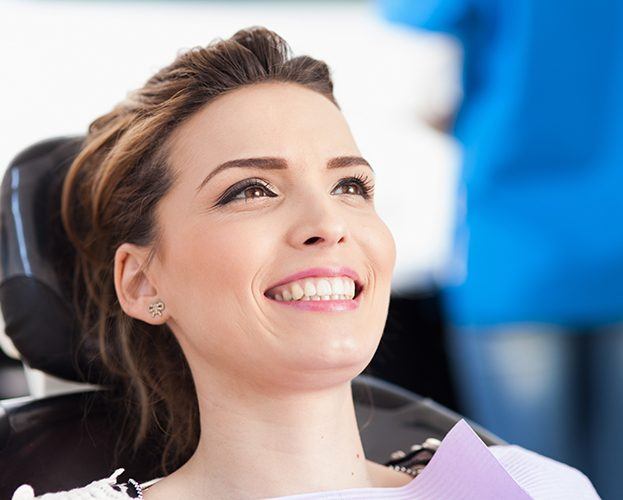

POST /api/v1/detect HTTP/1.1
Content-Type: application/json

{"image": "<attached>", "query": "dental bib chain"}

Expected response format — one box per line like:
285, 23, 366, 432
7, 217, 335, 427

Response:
385, 437, 442, 478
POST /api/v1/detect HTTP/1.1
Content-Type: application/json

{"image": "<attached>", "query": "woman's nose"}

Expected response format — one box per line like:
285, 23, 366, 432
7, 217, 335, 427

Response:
287, 197, 349, 250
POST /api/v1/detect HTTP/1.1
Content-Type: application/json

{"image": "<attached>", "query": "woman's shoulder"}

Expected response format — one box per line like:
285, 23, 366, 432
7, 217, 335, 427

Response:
11, 468, 143, 500
488, 444, 600, 499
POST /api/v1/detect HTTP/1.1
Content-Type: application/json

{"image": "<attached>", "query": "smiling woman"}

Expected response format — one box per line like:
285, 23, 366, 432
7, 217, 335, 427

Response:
14, 26, 400, 499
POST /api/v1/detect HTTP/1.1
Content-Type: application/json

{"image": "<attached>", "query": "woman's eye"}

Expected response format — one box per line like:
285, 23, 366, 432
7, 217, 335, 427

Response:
334, 183, 363, 196
237, 186, 270, 200
332, 175, 375, 200
217, 180, 277, 205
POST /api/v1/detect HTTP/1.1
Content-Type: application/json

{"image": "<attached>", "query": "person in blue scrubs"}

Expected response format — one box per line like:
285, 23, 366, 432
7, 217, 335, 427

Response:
378, 1, 623, 498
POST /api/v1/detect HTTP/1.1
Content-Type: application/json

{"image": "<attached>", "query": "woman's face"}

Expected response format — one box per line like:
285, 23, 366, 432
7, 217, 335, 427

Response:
149, 83, 395, 392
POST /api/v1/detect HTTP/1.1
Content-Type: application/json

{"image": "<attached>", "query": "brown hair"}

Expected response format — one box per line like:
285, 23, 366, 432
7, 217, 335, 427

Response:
60, 27, 337, 475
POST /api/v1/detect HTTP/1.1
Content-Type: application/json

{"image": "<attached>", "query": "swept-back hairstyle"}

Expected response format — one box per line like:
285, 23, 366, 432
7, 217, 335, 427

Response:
61, 26, 337, 475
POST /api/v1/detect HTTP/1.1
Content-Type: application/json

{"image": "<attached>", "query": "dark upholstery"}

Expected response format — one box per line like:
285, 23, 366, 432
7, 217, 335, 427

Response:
0, 138, 506, 498
0, 137, 106, 383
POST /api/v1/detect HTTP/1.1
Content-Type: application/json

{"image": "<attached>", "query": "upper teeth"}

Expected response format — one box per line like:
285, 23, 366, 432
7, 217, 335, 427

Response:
267, 277, 357, 302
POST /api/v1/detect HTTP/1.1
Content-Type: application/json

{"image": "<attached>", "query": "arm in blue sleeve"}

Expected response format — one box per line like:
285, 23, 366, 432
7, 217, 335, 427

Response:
377, 0, 471, 34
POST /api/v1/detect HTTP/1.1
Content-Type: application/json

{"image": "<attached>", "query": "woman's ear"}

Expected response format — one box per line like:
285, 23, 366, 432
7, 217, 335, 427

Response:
114, 242, 167, 325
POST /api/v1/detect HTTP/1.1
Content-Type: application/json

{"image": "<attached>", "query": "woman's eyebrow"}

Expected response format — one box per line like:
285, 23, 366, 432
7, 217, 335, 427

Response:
195, 156, 373, 194
327, 156, 373, 172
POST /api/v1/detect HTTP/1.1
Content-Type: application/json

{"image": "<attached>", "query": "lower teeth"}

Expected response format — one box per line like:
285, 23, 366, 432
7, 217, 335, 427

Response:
275, 294, 353, 302
302, 295, 349, 301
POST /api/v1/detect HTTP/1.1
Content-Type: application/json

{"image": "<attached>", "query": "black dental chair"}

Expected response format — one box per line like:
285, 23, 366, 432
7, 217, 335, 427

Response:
0, 138, 505, 498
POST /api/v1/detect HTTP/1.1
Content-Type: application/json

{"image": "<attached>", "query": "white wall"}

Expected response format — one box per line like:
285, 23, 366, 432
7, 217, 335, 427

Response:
0, 0, 461, 291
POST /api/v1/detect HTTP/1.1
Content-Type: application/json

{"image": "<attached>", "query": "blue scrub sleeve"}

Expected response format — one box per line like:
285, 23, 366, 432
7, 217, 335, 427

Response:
376, 0, 471, 34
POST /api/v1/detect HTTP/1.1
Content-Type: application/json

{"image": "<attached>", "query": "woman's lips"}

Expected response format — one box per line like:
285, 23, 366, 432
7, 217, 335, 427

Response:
265, 266, 361, 291
264, 267, 363, 312
266, 287, 363, 312
266, 276, 356, 300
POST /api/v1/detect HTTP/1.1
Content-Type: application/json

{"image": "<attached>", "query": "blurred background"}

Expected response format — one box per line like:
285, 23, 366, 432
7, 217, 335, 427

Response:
2, 1, 622, 499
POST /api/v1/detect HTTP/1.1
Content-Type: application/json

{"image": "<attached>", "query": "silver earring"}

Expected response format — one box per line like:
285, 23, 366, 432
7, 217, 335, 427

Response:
148, 300, 165, 318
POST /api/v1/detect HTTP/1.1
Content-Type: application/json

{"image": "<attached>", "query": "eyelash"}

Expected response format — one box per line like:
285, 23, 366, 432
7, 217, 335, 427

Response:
335, 173, 376, 200
215, 173, 375, 206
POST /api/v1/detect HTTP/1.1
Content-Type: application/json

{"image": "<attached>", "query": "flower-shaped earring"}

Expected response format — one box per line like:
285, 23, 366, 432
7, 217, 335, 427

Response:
148, 300, 165, 318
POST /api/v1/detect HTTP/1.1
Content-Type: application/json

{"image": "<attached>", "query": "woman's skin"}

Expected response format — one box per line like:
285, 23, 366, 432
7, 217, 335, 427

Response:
114, 82, 403, 499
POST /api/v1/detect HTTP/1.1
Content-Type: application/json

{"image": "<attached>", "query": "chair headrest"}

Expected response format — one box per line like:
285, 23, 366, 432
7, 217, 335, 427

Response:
0, 137, 105, 383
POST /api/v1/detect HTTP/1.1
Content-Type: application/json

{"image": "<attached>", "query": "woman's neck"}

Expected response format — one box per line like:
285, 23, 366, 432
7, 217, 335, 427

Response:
155, 379, 399, 499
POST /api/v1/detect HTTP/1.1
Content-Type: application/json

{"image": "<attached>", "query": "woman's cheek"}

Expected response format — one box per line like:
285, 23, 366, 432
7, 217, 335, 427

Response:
366, 216, 396, 282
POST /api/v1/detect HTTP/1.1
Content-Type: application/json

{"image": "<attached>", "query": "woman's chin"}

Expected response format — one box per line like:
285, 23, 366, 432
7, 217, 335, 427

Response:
280, 337, 379, 386
278, 366, 370, 393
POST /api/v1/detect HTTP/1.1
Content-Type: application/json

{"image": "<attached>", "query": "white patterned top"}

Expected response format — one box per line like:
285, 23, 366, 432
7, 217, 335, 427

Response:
10, 420, 600, 500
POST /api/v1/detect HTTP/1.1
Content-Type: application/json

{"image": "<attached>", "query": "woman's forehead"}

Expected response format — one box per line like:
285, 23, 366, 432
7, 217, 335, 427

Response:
167, 82, 357, 175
